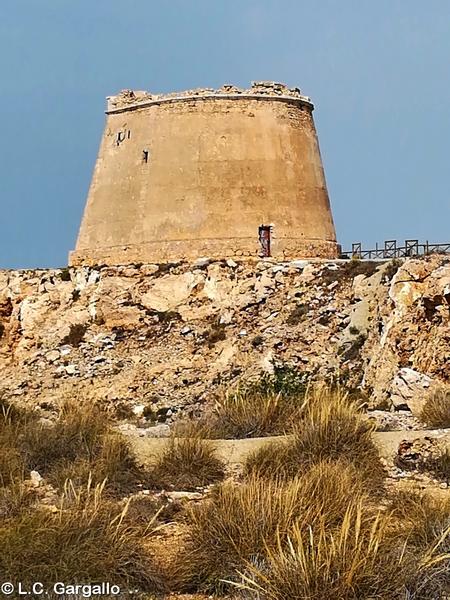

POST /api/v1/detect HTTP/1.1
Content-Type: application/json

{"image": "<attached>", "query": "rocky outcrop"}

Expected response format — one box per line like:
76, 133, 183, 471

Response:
0, 256, 448, 421
363, 256, 450, 408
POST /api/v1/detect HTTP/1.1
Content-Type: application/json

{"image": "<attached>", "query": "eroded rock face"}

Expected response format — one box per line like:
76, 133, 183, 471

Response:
364, 256, 450, 407
0, 257, 448, 420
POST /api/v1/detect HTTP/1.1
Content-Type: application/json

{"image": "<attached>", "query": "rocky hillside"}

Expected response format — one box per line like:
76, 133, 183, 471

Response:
0, 255, 448, 422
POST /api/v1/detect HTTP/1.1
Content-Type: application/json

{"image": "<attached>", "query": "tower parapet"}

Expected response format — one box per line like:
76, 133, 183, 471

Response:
106, 81, 313, 113
70, 82, 338, 266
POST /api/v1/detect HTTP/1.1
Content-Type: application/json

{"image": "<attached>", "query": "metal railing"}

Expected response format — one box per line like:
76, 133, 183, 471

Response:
343, 240, 450, 260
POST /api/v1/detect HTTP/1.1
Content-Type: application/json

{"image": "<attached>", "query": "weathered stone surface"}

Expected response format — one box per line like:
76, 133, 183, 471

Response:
390, 368, 433, 413
0, 257, 448, 420
69, 83, 338, 266
138, 272, 202, 312
364, 256, 450, 407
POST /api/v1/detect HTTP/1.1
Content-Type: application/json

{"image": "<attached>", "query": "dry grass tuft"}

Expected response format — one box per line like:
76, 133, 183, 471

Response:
0, 406, 26, 487
149, 436, 225, 491
21, 401, 108, 472
207, 389, 304, 439
420, 386, 450, 429
233, 502, 413, 600
184, 366, 309, 439
244, 387, 385, 493
172, 476, 305, 592
0, 481, 166, 594
388, 490, 450, 548
388, 490, 450, 596
0, 483, 36, 518
48, 434, 145, 495
1, 401, 147, 496
172, 463, 375, 593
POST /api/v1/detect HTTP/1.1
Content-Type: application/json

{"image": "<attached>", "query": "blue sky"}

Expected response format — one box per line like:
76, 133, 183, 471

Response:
1, 0, 449, 268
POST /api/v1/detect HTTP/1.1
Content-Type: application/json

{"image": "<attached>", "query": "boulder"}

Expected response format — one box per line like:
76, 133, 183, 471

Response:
390, 368, 433, 414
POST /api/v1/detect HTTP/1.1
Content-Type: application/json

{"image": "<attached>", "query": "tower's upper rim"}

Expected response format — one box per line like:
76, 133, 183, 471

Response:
106, 81, 314, 114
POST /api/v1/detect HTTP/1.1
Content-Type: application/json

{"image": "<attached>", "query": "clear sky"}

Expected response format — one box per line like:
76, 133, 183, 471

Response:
1, 0, 449, 268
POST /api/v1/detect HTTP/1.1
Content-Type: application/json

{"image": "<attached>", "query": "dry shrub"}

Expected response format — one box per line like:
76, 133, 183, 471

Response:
244, 387, 385, 494
1, 401, 146, 496
48, 434, 145, 495
422, 447, 450, 483
389, 490, 450, 549
21, 401, 108, 472
201, 387, 306, 439
0, 483, 36, 518
149, 436, 225, 491
0, 406, 26, 486
388, 490, 450, 597
172, 477, 305, 592
420, 386, 450, 429
172, 464, 374, 593
234, 502, 413, 600
0, 482, 166, 594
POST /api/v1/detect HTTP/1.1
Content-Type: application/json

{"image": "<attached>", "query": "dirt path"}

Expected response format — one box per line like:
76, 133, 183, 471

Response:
127, 428, 450, 466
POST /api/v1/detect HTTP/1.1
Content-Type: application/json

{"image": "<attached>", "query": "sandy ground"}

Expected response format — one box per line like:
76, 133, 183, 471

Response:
128, 428, 450, 466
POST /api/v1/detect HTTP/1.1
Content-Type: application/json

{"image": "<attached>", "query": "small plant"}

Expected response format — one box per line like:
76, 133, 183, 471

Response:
420, 386, 450, 428
251, 334, 264, 347
206, 322, 227, 347
343, 258, 379, 278
156, 310, 181, 324
348, 325, 360, 335
59, 267, 71, 282
249, 363, 309, 398
156, 262, 179, 276
62, 323, 87, 347
320, 260, 378, 286
286, 303, 309, 325
0, 322, 5, 340
338, 333, 367, 361
149, 436, 225, 490
142, 404, 157, 421
384, 258, 402, 281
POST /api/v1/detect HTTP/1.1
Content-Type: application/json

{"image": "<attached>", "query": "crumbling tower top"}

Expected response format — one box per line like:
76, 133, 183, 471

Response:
106, 81, 314, 113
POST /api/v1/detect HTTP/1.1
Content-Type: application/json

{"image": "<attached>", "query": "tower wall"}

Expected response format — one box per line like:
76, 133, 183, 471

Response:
70, 84, 338, 265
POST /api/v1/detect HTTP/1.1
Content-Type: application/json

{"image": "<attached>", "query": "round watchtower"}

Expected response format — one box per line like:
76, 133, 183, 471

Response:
70, 82, 338, 265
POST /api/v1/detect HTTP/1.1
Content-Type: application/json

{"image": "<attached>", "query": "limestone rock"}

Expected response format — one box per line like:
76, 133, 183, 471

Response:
0, 256, 448, 418
138, 272, 202, 312
390, 368, 433, 414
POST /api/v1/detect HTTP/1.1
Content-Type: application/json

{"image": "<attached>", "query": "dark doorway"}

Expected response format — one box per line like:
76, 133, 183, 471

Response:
259, 225, 272, 257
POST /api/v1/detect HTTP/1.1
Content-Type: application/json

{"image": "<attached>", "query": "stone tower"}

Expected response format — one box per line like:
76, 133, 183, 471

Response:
70, 82, 338, 266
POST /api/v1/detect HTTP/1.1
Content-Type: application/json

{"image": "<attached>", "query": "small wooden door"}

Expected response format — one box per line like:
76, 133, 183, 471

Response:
259, 225, 271, 257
